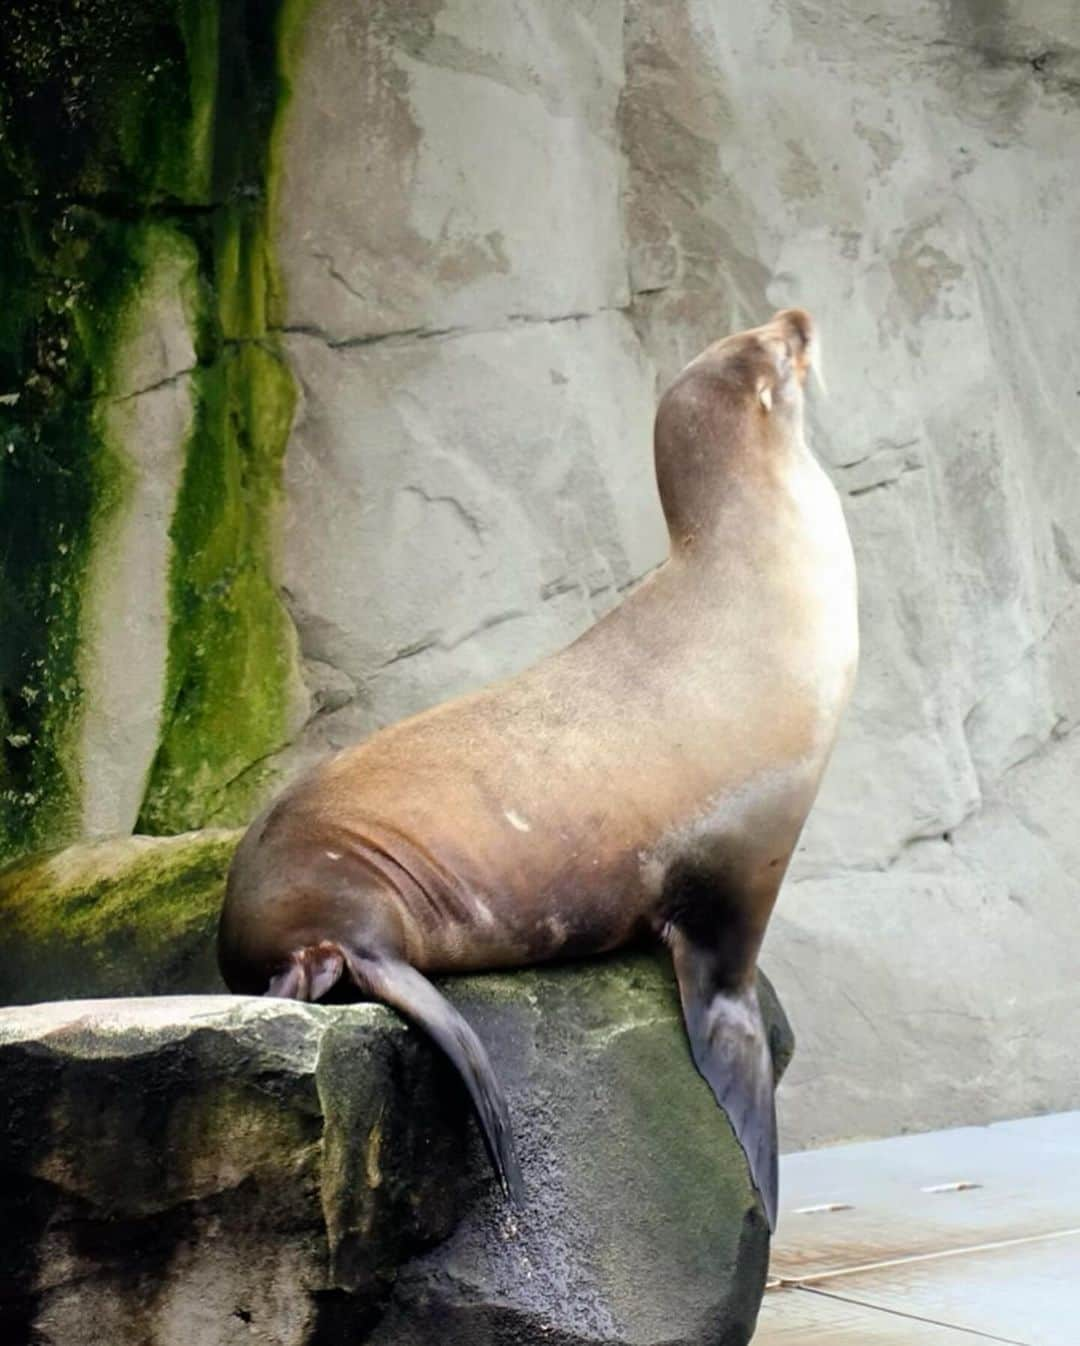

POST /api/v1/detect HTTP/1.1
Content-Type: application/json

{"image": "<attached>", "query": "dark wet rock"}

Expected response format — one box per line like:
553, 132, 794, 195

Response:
0, 956, 792, 1345
369, 957, 792, 1346
0, 995, 470, 1346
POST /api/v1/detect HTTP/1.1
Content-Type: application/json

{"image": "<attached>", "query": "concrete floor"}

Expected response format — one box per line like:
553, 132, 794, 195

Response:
755, 1112, 1080, 1344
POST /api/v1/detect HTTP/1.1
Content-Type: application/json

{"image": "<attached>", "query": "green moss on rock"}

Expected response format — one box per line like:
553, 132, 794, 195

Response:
0, 828, 240, 1003
0, 206, 151, 859
137, 311, 302, 831
0, 0, 316, 860
0, 3, 217, 207
356, 954, 792, 1343
135, 0, 315, 832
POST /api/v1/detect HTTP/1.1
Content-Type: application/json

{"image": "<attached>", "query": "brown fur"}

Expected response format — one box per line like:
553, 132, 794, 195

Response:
218, 308, 858, 1224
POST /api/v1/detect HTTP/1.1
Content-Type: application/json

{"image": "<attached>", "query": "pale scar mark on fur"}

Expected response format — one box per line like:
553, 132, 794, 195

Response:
472, 897, 497, 927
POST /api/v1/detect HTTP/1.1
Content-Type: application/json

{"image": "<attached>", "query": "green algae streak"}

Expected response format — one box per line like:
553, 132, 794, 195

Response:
137, 0, 316, 832
0, 6, 186, 859
0, 1, 315, 861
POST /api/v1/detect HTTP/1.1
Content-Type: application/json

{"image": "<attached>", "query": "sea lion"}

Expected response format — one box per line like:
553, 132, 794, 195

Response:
217, 308, 858, 1229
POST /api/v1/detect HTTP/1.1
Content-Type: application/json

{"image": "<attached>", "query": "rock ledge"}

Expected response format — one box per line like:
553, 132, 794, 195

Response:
0, 956, 792, 1346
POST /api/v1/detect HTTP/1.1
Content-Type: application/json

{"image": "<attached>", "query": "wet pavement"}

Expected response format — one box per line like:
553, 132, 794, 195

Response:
756, 1112, 1080, 1344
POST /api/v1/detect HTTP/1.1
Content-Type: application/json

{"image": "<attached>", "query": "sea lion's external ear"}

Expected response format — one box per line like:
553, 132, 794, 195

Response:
758, 379, 773, 412
762, 335, 794, 387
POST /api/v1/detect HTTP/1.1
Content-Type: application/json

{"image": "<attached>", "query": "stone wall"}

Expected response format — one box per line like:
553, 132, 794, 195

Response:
2, 0, 1079, 1148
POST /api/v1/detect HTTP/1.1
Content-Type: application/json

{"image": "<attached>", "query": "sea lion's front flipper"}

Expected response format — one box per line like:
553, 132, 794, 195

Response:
669, 930, 778, 1230
346, 951, 526, 1206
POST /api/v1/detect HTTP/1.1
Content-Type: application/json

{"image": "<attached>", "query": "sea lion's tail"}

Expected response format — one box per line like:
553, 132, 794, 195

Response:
668, 928, 778, 1230
345, 951, 526, 1206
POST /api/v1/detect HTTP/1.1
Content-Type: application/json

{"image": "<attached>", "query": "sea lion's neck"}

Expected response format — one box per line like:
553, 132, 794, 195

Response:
661, 426, 813, 565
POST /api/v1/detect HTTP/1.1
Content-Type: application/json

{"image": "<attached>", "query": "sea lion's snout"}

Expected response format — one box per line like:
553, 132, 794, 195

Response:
762, 307, 819, 391
750, 308, 821, 413
770, 307, 814, 355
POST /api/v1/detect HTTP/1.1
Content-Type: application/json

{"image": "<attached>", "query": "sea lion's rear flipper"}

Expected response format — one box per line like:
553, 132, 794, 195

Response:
347, 951, 526, 1206
266, 944, 345, 1000
669, 931, 778, 1230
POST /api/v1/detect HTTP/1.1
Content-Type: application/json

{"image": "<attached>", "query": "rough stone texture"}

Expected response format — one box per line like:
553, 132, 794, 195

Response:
0, 958, 793, 1346
78, 232, 199, 839
276, 0, 629, 342
0, 831, 239, 1006
280, 312, 666, 758
0, 995, 468, 1346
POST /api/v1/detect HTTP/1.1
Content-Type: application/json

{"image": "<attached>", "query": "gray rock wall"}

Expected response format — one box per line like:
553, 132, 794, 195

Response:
270, 0, 1080, 1150
274, 0, 668, 756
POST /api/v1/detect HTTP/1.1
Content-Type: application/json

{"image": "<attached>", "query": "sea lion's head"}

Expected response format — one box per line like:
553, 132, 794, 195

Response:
653, 308, 820, 547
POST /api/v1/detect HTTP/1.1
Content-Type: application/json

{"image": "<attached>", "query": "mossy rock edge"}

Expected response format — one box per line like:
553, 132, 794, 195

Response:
0, 827, 241, 1004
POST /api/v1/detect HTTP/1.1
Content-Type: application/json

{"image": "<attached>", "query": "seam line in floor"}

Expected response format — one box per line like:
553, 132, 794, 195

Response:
789, 1283, 1028, 1345
772, 1225, 1080, 1286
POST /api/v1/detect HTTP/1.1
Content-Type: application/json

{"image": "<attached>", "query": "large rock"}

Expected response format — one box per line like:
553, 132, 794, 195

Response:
0, 958, 793, 1346
0, 995, 467, 1346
